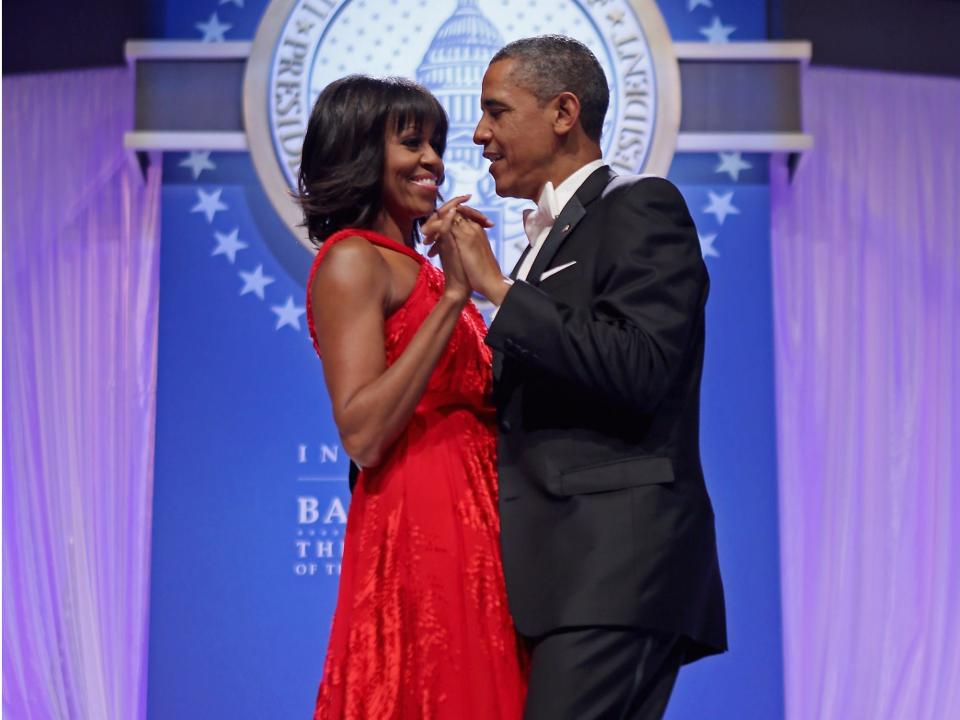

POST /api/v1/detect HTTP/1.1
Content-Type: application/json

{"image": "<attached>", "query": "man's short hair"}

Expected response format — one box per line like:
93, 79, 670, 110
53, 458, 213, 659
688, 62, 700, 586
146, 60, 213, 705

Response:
491, 35, 610, 143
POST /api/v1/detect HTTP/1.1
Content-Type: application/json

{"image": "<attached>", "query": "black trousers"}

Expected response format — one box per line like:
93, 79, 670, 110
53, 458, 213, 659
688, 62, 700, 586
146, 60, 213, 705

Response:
523, 627, 687, 720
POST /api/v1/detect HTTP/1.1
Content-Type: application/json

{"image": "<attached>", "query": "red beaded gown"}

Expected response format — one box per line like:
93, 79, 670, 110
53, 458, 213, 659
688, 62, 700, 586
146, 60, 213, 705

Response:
307, 229, 527, 720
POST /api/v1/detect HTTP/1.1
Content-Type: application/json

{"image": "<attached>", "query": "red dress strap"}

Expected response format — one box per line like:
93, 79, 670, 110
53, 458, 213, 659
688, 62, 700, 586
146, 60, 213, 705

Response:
305, 228, 425, 358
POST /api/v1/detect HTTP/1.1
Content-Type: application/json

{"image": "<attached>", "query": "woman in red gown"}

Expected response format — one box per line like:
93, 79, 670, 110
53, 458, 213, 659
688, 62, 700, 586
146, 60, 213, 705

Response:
299, 76, 526, 719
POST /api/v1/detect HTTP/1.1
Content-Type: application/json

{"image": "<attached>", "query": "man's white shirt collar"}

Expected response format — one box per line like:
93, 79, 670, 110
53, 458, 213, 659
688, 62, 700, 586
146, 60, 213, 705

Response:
512, 159, 607, 286
544, 158, 606, 222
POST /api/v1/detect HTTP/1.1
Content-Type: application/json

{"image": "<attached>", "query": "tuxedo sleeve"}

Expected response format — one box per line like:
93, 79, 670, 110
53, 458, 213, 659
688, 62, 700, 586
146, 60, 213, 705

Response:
486, 177, 707, 414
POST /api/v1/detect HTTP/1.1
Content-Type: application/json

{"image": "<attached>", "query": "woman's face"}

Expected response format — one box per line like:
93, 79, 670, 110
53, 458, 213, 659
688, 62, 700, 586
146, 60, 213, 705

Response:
380, 120, 443, 226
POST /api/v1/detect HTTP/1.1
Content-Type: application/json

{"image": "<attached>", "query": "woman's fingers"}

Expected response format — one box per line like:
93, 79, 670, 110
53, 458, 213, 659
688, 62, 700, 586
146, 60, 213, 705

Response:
426, 213, 479, 258
437, 194, 471, 213
456, 204, 495, 228
423, 195, 470, 246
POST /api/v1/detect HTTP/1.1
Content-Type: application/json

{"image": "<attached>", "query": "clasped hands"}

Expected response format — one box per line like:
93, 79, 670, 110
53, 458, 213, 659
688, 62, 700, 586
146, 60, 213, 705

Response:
421, 195, 511, 307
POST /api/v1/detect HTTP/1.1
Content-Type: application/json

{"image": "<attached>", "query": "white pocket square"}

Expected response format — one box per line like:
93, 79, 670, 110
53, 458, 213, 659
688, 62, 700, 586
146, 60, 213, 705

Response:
540, 261, 578, 280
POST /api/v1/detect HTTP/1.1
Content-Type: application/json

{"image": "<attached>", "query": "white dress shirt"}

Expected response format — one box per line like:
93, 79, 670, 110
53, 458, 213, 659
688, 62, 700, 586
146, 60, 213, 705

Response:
513, 159, 606, 283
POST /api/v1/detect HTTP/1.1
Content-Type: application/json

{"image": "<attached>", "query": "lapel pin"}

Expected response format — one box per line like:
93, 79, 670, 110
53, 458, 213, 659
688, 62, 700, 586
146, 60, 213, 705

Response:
561, 224, 571, 233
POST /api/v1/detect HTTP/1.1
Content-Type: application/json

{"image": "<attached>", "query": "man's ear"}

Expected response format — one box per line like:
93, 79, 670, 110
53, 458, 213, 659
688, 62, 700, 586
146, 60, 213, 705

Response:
552, 92, 582, 136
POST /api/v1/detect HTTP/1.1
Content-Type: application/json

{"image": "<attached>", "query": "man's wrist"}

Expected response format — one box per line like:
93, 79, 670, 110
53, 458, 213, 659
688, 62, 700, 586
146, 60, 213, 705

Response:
481, 276, 512, 306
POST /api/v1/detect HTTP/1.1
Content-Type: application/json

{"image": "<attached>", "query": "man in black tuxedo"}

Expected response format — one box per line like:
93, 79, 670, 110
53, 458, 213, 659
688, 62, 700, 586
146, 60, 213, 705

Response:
448, 36, 727, 719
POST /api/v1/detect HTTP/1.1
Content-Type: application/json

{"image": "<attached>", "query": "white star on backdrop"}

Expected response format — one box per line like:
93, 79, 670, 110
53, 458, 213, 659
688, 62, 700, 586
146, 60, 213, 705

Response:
688, 0, 713, 11
179, 151, 216, 180
219, 0, 244, 6
699, 233, 719, 258
196, 13, 232, 42
239, 264, 275, 300
703, 191, 740, 225
212, 228, 248, 264
715, 152, 752, 181
271, 296, 306, 331
699, 16, 736, 43
191, 188, 228, 223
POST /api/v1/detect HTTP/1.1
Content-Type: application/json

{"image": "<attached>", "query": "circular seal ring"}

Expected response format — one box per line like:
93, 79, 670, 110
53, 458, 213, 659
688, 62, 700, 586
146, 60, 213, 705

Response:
244, 0, 680, 254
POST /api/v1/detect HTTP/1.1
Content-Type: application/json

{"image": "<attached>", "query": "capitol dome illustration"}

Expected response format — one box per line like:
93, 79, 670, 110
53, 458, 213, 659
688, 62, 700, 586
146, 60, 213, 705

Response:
416, 0, 504, 169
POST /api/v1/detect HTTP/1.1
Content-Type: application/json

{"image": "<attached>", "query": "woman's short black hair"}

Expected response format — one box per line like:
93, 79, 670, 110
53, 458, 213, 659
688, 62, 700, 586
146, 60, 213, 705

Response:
296, 75, 448, 246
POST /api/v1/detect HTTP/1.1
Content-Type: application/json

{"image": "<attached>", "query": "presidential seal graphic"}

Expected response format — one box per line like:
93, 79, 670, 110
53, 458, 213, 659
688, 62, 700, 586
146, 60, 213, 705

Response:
245, 0, 679, 278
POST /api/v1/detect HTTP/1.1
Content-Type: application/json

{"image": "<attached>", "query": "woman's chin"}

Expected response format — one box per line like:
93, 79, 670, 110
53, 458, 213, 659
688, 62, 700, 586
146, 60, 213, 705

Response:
406, 203, 436, 221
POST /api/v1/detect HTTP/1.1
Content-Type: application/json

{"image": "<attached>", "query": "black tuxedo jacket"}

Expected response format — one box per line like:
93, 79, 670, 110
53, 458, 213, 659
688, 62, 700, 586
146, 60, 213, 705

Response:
486, 167, 727, 662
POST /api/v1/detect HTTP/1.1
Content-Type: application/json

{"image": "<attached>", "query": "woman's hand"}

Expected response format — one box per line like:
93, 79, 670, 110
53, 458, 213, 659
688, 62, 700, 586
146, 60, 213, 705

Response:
450, 216, 510, 306
437, 216, 470, 303
423, 197, 494, 257
422, 196, 473, 303
455, 204, 495, 229
421, 195, 469, 247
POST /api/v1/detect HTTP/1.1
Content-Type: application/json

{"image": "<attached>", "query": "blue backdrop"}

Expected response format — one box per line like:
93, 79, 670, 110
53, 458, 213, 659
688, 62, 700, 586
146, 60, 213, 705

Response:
147, 1, 783, 718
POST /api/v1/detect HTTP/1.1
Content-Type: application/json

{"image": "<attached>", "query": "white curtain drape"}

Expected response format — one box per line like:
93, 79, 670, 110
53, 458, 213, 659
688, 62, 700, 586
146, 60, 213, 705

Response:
3, 67, 162, 719
771, 67, 960, 720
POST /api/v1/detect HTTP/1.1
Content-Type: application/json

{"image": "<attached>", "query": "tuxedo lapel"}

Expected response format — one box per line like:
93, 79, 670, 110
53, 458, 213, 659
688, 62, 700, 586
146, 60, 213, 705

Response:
509, 245, 531, 280
526, 201, 584, 285
526, 166, 614, 285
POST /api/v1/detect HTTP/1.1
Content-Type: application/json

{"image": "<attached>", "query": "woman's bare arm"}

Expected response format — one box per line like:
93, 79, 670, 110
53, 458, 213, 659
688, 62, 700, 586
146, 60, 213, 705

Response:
310, 236, 467, 468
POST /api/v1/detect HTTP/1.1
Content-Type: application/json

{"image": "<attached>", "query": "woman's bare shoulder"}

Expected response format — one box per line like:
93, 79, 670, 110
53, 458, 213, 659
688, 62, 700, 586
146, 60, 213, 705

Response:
312, 235, 390, 295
